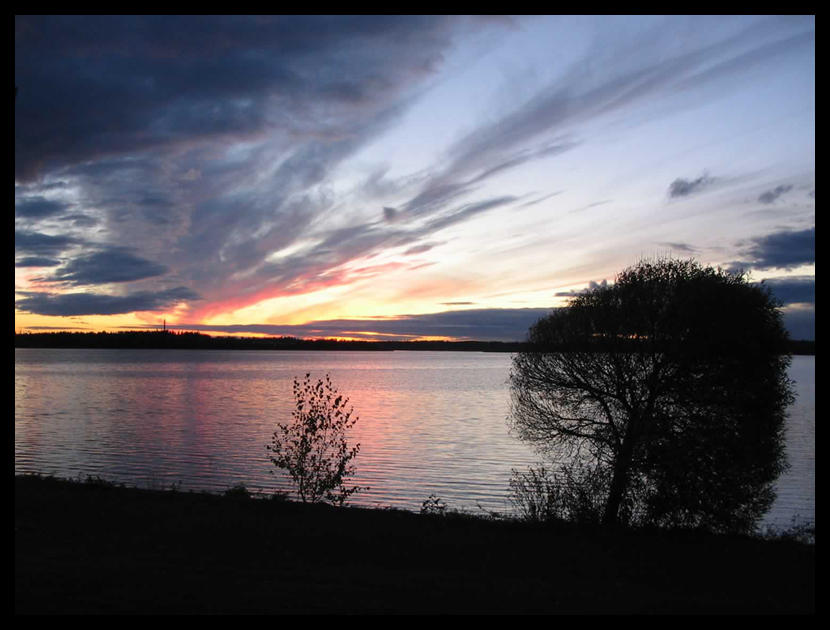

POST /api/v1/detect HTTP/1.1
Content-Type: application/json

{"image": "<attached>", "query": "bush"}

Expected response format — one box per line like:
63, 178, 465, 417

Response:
420, 494, 448, 516
509, 463, 608, 525
223, 483, 250, 500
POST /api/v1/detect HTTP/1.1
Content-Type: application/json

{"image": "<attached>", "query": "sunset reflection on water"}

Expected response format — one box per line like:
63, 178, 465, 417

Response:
15, 349, 814, 528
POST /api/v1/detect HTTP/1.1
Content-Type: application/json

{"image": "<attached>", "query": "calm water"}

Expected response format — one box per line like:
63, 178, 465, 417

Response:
14, 349, 814, 530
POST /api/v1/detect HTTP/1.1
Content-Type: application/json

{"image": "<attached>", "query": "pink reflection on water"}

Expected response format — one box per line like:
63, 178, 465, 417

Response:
14, 349, 815, 524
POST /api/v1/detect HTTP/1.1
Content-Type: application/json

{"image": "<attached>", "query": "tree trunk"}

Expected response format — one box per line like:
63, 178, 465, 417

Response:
602, 431, 636, 526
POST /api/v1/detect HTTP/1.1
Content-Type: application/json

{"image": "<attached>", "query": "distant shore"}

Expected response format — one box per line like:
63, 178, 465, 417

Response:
15, 474, 814, 614
13, 331, 816, 354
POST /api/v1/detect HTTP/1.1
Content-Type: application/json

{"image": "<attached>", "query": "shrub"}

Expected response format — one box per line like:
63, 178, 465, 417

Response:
420, 494, 448, 516
223, 483, 250, 500
509, 463, 608, 525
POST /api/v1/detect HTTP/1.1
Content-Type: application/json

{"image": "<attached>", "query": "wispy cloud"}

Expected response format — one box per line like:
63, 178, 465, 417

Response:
657, 242, 699, 254
14, 16, 814, 327
758, 184, 794, 204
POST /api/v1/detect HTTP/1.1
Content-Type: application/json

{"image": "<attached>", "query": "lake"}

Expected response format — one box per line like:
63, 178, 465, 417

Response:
14, 348, 814, 531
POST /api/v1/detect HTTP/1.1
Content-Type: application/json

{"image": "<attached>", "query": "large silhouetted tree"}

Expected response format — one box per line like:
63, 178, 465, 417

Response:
509, 259, 793, 533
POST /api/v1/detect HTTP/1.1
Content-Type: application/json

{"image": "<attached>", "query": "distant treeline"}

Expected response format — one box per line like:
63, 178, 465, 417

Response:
13, 330, 527, 353
14, 330, 814, 354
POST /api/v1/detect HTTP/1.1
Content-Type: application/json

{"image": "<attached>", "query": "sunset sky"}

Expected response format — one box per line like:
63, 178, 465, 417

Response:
15, 15, 815, 341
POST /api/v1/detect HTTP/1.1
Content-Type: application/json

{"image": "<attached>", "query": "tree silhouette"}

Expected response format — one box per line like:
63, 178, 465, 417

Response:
509, 259, 793, 533
267, 374, 364, 506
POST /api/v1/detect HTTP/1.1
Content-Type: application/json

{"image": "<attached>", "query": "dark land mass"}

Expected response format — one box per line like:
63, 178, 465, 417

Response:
15, 475, 814, 614
13, 331, 815, 354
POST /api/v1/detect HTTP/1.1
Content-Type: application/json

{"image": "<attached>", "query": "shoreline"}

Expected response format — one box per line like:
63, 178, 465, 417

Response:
15, 474, 815, 614
14, 331, 815, 354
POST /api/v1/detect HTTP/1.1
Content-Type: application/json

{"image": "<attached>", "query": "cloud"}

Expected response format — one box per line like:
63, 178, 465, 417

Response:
758, 184, 794, 204
183, 193, 519, 320
403, 243, 438, 256
15, 256, 61, 268
58, 213, 100, 228
161, 308, 552, 341
780, 304, 815, 340
15, 15, 480, 316
14, 16, 815, 323
756, 275, 814, 305
14, 15, 462, 182
15, 286, 201, 316
657, 242, 699, 254
15, 197, 71, 219
555, 279, 609, 297
47, 248, 169, 286
15, 230, 79, 257
736, 226, 815, 270
517, 191, 563, 208
668, 174, 714, 198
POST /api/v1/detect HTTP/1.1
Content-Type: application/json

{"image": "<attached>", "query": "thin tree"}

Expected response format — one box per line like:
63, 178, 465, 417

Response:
268, 373, 364, 506
509, 258, 793, 533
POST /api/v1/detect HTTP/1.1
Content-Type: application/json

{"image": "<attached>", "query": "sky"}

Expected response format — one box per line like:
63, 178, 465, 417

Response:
14, 15, 815, 341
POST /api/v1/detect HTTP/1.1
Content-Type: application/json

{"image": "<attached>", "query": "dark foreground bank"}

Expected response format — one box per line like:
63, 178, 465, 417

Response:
15, 475, 814, 614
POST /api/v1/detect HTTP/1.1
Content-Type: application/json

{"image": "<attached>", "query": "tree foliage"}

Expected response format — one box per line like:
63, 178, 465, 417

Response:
267, 374, 364, 506
509, 258, 793, 533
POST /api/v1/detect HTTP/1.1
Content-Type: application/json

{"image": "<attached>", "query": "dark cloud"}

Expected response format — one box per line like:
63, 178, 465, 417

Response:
740, 226, 815, 270
48, 248, 169, 286
15, 230, 79, 257
756, 275, 814, 305
162, 307, 552, 341
554, 279, 609, 298
14, 15, 460, 182
15, 197, 71, 219
668, 174, 714, 198
758, 184, 794, 204
137, 297, 815, 341
15, 15, 465, 309
15, 256, 61, 268
15, 286, 200, 316
781, 304, 815, 340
